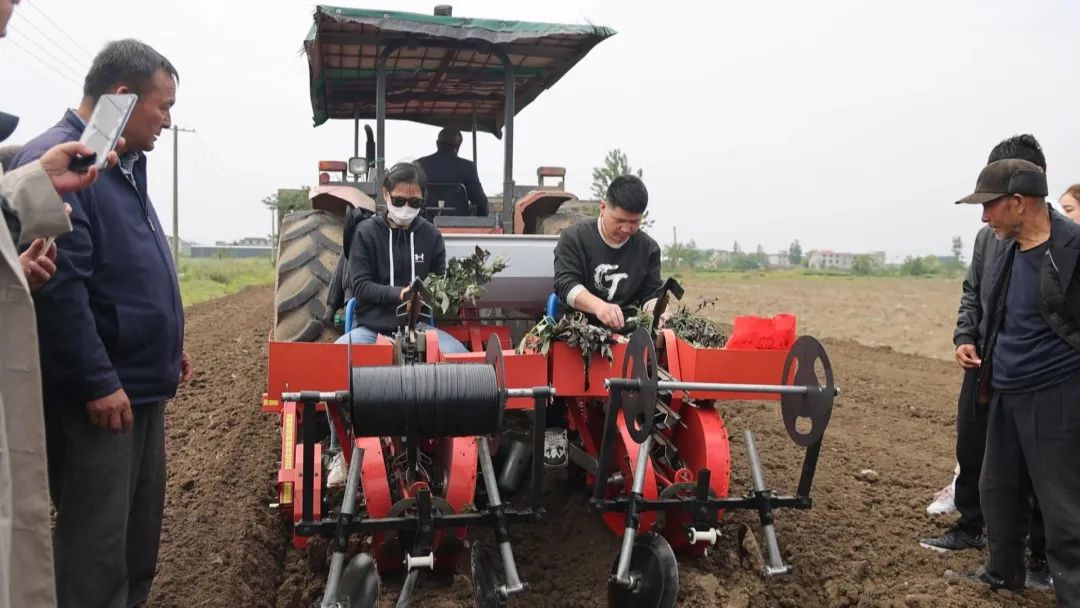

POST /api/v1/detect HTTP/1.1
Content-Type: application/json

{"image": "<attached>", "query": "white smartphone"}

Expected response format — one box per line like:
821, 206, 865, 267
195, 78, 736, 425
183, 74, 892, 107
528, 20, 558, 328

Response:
69, 93, 138, 172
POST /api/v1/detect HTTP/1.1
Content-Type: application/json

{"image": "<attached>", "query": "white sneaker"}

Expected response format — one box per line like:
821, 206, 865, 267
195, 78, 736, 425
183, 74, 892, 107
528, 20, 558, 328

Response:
326, 452, 347, 488
926, 480, 957, 515
543, 428, 568, 468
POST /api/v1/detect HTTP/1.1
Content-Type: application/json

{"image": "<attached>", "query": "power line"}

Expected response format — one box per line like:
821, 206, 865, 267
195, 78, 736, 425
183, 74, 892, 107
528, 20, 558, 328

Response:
169, 126, 197, 264
11, 13, 91, 72
24, 0, 94, 56
6, 26, 88, 84
5, 37, 84, 89
192, 132, 235, 184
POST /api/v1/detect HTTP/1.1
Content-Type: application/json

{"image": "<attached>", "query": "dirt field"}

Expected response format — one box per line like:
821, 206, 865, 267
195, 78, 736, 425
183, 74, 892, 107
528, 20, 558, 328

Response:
680, 274, 963, 363
148, 279, 1057, 608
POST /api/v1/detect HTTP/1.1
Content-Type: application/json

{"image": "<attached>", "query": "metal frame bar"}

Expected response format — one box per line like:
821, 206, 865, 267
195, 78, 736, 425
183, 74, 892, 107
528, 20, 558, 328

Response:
296, 506, 544, 538
606, 378, 839, 396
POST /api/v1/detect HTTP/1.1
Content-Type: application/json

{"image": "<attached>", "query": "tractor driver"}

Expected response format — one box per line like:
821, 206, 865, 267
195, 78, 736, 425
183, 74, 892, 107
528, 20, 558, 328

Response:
335, 161, 467, 354
415, 127, 490, 217
553, 174, 663, 331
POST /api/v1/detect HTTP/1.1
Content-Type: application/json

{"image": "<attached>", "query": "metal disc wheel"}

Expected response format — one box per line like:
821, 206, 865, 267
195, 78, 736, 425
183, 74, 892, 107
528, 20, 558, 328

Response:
607, 533, 679, 608
335, 553, 380, 608
470, 541, 505, 608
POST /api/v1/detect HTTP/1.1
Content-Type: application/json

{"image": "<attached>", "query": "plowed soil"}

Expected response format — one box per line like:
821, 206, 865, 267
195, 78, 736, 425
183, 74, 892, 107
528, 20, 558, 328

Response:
148, 283, 1055, 608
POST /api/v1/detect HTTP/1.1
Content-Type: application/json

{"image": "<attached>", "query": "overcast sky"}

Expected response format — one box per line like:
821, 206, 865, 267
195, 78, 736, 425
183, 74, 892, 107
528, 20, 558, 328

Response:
3, 0, 1078, 261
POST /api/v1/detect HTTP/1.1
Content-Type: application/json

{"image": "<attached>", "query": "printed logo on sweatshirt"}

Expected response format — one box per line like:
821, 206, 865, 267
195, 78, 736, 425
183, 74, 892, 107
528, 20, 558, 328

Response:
593, 264, 629, 301
414, 253, 425, 263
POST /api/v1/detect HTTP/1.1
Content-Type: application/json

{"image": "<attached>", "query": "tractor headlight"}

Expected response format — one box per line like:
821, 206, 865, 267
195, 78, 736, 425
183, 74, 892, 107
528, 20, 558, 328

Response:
348, 156, 367, 177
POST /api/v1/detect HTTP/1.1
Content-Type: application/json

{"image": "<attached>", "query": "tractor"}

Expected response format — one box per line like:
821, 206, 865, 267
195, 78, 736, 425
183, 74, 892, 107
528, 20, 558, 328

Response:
262, 5, 839, 608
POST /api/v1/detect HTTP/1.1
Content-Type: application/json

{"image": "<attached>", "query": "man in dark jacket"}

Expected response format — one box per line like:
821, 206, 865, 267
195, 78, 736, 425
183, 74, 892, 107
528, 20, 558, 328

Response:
13, 39, 190, 608
415, 127, 489, 217
336, 161, 467, 355
545, 175, 662, 467
921, 135, 1050, 590
553, 174, 662, 330
955, 159, 1080, 605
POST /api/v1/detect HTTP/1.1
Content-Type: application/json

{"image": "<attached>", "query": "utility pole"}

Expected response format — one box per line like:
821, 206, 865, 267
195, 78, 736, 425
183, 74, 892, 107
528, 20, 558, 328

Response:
170, 125, 196, 264
672, 226, 678, 267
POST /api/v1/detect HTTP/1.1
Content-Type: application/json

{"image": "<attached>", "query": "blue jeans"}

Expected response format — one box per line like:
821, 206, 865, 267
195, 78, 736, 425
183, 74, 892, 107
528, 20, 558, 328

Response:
335, 323, 468, 354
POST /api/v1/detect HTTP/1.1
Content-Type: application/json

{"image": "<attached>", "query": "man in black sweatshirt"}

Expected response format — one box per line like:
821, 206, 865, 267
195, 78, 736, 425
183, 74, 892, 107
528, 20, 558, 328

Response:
553, 174, 662, 329
544, 175, 662, 466
335, 162, 466, 355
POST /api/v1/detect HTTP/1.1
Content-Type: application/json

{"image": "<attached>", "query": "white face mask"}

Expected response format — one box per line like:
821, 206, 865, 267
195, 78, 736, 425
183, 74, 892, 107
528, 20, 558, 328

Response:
387, 202, 420, 225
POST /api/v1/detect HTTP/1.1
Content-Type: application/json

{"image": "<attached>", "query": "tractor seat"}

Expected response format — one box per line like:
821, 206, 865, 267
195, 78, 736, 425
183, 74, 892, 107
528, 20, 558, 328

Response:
423, 182, 470, 218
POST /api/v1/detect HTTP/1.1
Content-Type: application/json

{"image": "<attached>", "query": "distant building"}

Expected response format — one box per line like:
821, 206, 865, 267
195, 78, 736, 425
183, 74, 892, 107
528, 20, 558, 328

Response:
165, 235, 192, 257
767, 252, 793, 268
236, 236, 271, 247
807, 249, 885, 270
189, 236, 273, 259
189, 244, 272, 259
709, 250, 734, 266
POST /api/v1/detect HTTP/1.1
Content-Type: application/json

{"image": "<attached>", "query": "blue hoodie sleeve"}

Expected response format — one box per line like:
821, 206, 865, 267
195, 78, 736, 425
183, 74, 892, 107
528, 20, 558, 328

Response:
349, 221, 401, 305
26, 161, 123, 403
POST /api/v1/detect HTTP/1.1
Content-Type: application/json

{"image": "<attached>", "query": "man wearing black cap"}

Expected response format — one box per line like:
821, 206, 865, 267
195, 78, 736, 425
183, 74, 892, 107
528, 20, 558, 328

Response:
956, 158, 1080, 604
415, 127, 489, 217
921, 135, 1051, 592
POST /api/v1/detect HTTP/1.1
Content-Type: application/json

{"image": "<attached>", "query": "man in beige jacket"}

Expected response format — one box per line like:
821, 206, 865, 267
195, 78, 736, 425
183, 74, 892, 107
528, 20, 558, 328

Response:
1, 13, 120, 601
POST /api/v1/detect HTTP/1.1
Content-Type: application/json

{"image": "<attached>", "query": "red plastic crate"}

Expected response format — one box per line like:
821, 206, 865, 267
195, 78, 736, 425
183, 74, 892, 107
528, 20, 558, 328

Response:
668, 334, 788, 401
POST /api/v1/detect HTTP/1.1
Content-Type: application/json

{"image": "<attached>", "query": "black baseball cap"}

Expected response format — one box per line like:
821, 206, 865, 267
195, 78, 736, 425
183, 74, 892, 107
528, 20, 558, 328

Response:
956, 158, 1048, 205
0, 112, 18, 143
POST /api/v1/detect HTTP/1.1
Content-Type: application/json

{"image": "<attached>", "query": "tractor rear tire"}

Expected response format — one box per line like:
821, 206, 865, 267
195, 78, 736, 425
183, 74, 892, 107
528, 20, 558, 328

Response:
274, 209, 344, 342
536, 202, 596, 235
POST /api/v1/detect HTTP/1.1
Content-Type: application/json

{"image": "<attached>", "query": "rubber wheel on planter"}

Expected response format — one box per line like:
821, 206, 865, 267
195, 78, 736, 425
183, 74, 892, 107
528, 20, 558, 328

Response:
336, 553, 380, 607
274, 209, 344, 342
607, 533, 678, 608
471, 541, 506, 608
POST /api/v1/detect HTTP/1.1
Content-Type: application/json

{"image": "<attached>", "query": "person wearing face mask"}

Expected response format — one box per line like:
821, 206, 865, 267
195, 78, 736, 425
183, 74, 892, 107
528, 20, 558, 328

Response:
336, 161, 467, 354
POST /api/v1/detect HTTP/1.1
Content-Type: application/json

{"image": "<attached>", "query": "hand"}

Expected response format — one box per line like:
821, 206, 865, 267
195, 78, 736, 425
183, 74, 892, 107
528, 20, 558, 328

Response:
955, 344, 981, 369
38, 139, 123, 195
19, 238, 58, 291
595, 302, 625, 330
656, 310, 673, 329
179, 351, 193, 383
399, 286, 411, 301
86, 388, 133, 432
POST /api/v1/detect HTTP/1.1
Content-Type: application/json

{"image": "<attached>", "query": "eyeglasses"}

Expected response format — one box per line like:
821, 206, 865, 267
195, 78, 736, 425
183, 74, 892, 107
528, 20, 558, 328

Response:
390, 196, 424, 209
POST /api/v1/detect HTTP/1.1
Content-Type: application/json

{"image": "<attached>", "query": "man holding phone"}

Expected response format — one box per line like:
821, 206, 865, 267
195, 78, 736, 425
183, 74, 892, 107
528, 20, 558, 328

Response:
11, 39, 190, 608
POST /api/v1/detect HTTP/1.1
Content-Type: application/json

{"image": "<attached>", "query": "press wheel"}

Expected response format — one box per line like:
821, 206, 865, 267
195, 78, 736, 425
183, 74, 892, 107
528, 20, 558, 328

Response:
471, 541, 506, 608
335, 553, 380, 607
607, 532, 678, 608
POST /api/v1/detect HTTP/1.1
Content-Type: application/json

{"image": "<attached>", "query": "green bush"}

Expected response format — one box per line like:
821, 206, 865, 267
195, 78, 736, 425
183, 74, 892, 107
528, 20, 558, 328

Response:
177, 257, 275, 307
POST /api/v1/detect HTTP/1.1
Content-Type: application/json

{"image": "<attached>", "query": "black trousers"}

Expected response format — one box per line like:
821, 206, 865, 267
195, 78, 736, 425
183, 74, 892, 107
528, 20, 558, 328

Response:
45, 400, 167, 608
982, 373, 1080, 606
955, 370, 1046, 557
